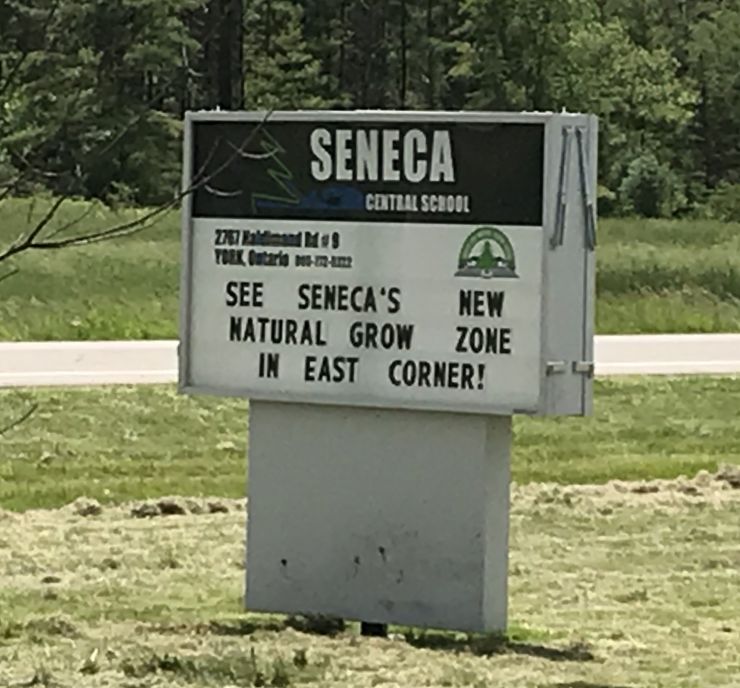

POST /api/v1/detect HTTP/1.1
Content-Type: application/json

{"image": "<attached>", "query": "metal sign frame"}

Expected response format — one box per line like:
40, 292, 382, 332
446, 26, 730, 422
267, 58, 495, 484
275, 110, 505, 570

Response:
179, 110, 596, 417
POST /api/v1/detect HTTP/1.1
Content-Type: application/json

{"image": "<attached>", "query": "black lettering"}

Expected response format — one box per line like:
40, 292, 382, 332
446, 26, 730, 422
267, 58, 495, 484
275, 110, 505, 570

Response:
469, 327, 483, 353
297, 284, 310, 310
285, 320, 298, 345
349, 322, 414, 350
459, 289, 505, 317
229, 316, 243, 341
389, 360, 401, 386
447, 362, 460, 388
434, 361, 446, 387
455, 327, 467, 353
226, 281, 239, 307
304, 356, 316, 381
365, 322, 378, 349
473, 291, 485, 316
258, 352, 280, 379
215, 248, 246, 265
501, 328, 512, 355
318, 356, 332, 381
224, 281, 263, 307
417, 360, 431, 387
299, 320, 313, 345
485, 328, 498, 354
487, 291, 505, 318
389, 359, 486, 390
395, 324, 414, 350
403, 362, 416, 386
461, 364, 474, 390
305, 355, 358, 383
243, 317, 256, 342
388, 287, 401, 314
459, 290, 473, 317
270, 319, 283, 343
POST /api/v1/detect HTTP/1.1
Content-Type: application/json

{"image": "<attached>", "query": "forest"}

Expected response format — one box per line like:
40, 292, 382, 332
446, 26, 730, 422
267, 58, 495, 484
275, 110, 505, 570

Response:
1, 0, 739, 219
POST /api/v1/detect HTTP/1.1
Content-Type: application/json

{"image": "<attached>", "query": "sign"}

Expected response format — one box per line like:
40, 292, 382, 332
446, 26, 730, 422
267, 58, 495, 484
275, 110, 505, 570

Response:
180, 111, 596, 416
179, 110, 598, 633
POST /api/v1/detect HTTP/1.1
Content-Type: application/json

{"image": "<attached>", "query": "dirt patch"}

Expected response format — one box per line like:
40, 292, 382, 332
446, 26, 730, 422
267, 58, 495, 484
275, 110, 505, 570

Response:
514, 465, 740, 511
66, 497, 103, 517
129, 497, 246, 518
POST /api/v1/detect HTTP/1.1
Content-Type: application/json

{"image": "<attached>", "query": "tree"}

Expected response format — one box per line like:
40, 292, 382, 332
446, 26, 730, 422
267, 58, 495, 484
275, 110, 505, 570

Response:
0, 0, 203, 207
687, 6, 740, 186
550, 19, 698, 212
454, 0, 599, 110
243, 0, 334, 109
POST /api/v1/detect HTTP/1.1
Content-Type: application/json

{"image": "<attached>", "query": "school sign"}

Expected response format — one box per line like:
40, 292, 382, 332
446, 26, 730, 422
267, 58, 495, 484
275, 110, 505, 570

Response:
180, 111, 597, 631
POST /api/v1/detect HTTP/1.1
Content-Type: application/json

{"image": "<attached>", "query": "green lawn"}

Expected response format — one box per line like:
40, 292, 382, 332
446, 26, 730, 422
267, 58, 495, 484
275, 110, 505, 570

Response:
1, 376, 738, 512
0, 197, 739, 339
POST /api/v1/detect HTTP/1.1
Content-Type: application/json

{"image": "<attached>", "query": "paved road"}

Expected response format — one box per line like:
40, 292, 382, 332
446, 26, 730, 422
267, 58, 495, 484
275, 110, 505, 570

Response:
0, 335, 739, 388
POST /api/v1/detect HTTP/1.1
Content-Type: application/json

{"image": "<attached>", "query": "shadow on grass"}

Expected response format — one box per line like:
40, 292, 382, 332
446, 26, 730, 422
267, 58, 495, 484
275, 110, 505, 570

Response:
205, 614, 346, 638
404, 632, 596, 662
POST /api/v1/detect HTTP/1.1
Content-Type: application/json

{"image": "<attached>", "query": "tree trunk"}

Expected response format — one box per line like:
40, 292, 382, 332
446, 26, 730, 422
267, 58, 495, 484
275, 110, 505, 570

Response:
205, 0, 244, 109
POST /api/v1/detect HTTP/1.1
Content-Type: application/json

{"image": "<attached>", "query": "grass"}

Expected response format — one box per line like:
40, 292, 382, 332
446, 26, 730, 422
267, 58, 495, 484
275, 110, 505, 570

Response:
1, 197, 739, 338
1, 376, 738, 511
0, 478, 738, 686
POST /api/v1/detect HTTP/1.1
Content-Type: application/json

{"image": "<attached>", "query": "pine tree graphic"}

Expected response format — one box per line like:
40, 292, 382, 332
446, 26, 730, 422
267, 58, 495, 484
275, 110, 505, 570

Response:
476, 240, 497, 270
251, 131, 301, 212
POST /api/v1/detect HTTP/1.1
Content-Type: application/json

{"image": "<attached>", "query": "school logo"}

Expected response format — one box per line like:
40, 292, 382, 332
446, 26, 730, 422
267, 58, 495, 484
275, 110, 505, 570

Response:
456, 227, 518, 278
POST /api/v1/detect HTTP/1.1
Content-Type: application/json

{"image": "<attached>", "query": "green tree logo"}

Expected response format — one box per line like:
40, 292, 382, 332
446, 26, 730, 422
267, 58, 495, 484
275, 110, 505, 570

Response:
456, 227, 517, 279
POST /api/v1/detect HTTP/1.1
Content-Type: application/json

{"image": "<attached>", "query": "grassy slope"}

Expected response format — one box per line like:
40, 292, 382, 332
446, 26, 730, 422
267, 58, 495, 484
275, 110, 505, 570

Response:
1, 376, 738, 512
0, 197, 739, 338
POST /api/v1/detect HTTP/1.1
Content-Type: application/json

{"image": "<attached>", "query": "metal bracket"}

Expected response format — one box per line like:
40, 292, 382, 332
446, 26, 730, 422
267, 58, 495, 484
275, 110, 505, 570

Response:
546, 361, 568, 375
572, 361, 595, 378
575, 128, 597, 251
551, 127, 573, 249
551, 126, 597, 251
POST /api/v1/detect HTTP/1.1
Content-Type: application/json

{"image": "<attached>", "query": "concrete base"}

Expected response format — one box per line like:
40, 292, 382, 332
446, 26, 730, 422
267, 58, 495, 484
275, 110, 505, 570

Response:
245, 401, 511, 632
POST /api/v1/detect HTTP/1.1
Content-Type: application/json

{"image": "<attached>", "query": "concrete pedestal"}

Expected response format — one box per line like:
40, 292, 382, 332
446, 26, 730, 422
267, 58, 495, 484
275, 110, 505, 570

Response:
246, 401, 511, 632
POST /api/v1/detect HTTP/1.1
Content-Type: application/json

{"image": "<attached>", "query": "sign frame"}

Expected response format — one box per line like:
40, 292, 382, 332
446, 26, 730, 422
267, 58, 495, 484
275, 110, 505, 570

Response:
179, 110, 597, 417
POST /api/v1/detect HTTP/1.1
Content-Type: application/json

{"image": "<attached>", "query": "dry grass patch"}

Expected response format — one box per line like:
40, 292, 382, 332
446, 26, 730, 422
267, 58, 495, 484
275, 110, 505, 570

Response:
0, 471, 738, 687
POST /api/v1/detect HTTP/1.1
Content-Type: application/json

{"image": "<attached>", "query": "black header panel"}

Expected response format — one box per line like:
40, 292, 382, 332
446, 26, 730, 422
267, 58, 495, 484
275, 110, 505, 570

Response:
190, 118, 544, 225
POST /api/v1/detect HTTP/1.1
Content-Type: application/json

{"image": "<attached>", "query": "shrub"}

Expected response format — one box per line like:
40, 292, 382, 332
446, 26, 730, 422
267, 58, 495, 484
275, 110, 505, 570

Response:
704, 183, 740, 222
618, 154, 687, 218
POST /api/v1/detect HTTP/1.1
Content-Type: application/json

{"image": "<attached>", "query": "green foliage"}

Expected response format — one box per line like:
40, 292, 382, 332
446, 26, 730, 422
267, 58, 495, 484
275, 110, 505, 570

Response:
704, 183, 740, 222
244, 1, 335, 110
0, 0, 199, 205
455, 0, 599, 110
687, 7, 740, 187
1, 0, 739, 215
618, 153, 687, 218
551, 19, 697, 210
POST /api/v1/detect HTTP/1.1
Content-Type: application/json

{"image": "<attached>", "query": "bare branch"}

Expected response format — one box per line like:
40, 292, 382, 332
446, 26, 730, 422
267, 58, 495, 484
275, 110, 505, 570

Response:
0, 266, 20, 285
0, 403, 39, 437
0, 112, 274, 257
0, 196, 67, 262
43, 199, 101, 240
0, 5, 241, 258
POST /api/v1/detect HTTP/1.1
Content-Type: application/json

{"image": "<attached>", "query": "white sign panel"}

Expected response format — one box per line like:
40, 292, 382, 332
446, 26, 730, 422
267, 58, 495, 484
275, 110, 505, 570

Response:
180, 111, 596, 416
